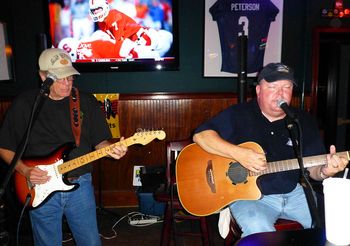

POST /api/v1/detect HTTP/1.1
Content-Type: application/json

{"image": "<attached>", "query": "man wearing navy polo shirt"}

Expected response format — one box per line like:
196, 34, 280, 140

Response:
193, 63, 348, 237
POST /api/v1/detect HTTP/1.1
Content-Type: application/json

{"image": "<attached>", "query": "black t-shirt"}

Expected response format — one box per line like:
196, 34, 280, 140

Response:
0, 89, 112, 177
194, 99, 326, 195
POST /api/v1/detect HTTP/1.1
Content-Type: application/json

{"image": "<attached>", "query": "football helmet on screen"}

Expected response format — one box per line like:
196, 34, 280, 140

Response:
89, 0, 110, 22
58, 37, 79, 61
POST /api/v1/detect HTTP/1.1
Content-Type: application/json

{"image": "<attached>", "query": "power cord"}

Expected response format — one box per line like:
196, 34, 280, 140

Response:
127, 212, 162, 227
62, 234, 73, 243
60, 210, 164, 242
98, 211, 163, 240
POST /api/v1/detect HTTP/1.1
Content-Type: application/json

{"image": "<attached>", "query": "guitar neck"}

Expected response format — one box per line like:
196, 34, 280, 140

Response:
257, 151, 350, 176
57, 136, 136, 174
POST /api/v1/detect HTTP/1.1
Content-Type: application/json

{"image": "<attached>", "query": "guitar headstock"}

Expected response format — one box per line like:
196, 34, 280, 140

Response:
131, 130, 166, 145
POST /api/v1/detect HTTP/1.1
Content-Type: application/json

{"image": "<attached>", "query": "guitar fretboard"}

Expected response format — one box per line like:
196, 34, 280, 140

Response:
57, 130, 166, 174
250, 151, 350, 177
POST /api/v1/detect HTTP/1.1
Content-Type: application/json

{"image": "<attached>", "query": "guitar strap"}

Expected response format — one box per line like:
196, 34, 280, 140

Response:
69, 87, 81, 147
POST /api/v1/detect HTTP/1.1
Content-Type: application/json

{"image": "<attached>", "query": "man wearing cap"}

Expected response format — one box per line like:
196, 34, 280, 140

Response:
193, 62, 348, 237
0, 48, 127, 245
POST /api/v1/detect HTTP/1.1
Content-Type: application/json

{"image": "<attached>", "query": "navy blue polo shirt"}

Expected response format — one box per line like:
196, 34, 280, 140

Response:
194, 99, 326, 195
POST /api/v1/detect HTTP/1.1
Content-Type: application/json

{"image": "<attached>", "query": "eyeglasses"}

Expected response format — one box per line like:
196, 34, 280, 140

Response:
56, 76, 75, 83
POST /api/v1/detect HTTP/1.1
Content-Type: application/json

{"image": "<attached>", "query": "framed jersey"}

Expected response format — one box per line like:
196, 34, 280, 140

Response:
204, 0, 283, 77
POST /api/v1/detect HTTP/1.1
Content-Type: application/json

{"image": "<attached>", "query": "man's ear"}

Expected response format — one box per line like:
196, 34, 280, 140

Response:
256, 84, 261, 97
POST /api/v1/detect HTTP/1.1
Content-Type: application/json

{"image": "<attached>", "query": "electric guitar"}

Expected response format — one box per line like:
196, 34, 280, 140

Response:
15, 130, 166, 208
176, 142, 350, 217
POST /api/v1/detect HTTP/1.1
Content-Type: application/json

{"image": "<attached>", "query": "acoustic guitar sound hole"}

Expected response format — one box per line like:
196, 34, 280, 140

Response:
227, 162, 248, 184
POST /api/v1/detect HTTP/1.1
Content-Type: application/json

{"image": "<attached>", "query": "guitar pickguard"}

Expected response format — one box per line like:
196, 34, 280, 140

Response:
32, 159, 76, 207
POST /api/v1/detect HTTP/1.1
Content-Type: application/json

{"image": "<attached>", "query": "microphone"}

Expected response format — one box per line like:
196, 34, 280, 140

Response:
277, 99, 297, 120
39, 74, 56, 95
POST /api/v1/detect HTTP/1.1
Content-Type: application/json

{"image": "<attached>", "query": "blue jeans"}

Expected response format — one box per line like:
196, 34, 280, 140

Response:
229, 183, 312, 237
29, 173, 101, 246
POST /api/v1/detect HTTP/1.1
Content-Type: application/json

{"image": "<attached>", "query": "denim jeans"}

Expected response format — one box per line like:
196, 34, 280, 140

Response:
29, 173, 101, 246
229, 183, 312, 237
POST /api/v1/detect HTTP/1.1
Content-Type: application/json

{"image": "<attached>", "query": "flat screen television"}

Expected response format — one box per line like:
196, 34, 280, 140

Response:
45, 0, 179, 72
0, 22, 14, 81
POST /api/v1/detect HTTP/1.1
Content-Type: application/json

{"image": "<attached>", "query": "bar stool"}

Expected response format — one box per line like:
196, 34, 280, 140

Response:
156, 140, 211, 245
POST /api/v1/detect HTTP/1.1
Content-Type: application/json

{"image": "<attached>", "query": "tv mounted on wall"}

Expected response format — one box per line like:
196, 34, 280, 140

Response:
45, 0, 179, 72
0, 21, 14, 81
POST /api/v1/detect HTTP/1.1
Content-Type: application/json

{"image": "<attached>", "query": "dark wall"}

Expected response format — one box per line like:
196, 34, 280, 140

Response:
1, 0, 350, 96
0, 0, 47, 95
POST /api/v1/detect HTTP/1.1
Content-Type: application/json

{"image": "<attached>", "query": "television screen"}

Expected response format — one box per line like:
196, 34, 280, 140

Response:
0, 22, 14, 81
46, 0, 178, 72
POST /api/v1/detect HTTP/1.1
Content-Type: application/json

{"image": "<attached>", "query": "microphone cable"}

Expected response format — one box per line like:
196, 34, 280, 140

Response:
16, 193, 31, 246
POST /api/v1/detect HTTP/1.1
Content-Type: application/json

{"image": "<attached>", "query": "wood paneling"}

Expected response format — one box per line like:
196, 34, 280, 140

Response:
95, 93, 238, 207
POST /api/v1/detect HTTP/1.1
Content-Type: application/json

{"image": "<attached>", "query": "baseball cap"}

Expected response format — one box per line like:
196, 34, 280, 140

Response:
38, 48, 80, 79
257, 63, 296, 85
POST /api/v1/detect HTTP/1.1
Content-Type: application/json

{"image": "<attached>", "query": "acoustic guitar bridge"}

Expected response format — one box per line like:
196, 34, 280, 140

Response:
206, 160, 216, 193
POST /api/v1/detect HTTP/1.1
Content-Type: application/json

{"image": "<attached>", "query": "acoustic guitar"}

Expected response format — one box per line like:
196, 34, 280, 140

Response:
176, 142, 349, 216
15, 130, 166, 208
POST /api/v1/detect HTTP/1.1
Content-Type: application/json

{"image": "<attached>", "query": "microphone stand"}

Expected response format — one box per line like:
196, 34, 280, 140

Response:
0, 84, 51, 199
286, 117, 322, 229
0, 83, 51, 245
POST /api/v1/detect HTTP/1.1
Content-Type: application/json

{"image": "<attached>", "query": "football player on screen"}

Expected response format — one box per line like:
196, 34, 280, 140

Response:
58, 30, 161, 61
89, 0, 173, 57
